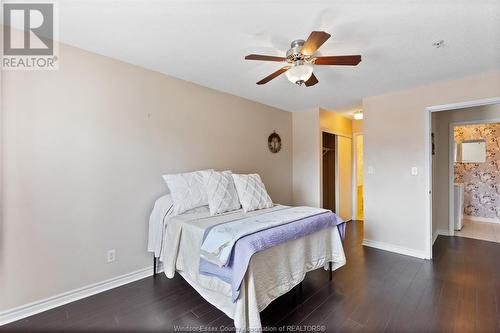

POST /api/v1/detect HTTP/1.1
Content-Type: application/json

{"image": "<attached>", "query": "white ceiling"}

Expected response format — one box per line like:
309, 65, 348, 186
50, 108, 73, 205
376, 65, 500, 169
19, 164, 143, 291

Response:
30, 1, 500, 112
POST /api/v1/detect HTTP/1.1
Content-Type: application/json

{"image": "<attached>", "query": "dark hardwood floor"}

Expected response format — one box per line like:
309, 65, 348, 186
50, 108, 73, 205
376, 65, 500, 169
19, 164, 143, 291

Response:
3, 221, 500, 332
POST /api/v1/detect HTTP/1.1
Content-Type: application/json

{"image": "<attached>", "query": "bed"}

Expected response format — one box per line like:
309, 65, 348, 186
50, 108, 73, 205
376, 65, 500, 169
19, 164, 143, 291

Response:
147, 171, 346, 332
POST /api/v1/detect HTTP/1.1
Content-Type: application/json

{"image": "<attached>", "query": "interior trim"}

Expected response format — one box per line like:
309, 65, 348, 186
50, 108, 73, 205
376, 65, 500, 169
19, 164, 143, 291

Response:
463, 215, 500, 224
433, 229, 450, 244
0, 264, 163, 326
362, 239, 428, 259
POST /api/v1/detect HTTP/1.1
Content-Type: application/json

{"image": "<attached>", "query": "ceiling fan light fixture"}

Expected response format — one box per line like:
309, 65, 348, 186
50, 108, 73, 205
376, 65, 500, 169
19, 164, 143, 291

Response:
285, 63, 313, 85
245, 31, 361, 87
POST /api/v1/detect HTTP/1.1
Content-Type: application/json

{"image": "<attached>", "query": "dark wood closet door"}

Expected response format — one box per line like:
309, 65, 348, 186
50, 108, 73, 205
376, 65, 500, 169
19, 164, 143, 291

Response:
322, 132, 336, 212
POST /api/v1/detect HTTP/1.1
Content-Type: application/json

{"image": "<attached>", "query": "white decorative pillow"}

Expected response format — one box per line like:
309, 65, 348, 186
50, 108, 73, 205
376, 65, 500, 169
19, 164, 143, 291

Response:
204, 170, 241, 215
232, 174, 273, 212
162, 170, 212, 215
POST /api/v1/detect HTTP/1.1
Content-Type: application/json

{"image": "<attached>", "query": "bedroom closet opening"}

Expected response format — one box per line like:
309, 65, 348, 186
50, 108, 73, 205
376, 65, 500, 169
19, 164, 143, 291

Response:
322, 132, 336, 212
321, 131, 352, 221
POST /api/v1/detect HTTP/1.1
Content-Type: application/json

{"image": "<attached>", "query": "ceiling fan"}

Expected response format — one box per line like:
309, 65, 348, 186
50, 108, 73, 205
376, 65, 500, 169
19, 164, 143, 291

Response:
245, 31, 361, 87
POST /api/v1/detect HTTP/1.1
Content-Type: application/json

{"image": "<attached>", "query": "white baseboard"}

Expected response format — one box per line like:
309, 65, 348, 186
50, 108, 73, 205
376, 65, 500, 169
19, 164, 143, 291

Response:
362, 239, 428, 259
464, 215, 500, 224
433, 229, 450, 244
433, 231, 439, 245
0, 263, 163, 326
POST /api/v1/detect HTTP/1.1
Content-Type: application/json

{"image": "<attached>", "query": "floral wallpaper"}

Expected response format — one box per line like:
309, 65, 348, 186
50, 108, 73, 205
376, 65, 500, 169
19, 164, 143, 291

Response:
454, 123, 500, 219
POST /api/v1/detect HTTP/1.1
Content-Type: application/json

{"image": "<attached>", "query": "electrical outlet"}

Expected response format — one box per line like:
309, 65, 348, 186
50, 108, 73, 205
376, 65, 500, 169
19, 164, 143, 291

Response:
411, 167, 418, 176
107, 249, 116, 263
367, 166, 374, 175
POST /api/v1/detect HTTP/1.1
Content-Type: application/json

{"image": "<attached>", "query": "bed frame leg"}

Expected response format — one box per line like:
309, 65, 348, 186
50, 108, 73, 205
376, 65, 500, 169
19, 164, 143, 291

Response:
329, 262, 332, 281
153, 256, 157, 277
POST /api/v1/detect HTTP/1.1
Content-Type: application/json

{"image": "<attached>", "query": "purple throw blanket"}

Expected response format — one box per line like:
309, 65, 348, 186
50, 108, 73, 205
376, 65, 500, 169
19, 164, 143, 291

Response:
199, 211, 345, 302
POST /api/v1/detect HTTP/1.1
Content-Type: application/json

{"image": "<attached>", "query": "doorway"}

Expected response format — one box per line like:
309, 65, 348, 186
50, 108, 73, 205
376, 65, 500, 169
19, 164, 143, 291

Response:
451, 121, 500, 242
322, 132, 336, 212
426, 97, 500, 258
322, 131, 353, 221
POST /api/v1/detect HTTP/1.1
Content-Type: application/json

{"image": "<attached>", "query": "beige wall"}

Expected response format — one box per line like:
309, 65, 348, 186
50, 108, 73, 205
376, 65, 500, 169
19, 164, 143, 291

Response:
292, 109, 320, 207
292, 108, 354, 220
363, 70, 500, 258
432, 104, 500, 235
352, 119, 364, 134
320, 108, 353, 137
0, 43, 293, 310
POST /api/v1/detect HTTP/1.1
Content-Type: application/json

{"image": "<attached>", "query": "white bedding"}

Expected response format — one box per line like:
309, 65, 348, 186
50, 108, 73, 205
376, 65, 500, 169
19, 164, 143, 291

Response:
200, 206, 329, 267
147, 194, 173, 257
158, 205, 346, 332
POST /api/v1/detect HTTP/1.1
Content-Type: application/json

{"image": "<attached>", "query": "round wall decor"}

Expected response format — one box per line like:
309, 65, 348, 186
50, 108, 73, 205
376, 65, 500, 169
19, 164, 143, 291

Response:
268, 131, 282, 153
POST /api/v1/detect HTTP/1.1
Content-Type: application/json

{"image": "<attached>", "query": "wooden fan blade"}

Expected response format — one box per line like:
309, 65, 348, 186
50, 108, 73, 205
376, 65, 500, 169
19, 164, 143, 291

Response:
245, 54, 287, 62
314, 55, 362, 66
304, 73, 319, 87
256, 67, 290, 85
301, 31, 331, 56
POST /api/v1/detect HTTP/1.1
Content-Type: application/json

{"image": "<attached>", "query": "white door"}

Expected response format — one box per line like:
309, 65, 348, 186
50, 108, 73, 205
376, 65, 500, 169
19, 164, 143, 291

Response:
336, 136, 352, 221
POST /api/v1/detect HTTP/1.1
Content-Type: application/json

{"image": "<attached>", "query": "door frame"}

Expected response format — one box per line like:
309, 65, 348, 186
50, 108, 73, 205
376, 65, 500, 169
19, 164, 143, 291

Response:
447, 117, 500, 236
425, 97, 500, 259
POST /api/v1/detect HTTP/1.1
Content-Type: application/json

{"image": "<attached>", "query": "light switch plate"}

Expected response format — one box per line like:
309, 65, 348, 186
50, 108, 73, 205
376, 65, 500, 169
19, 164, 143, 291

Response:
107, 249, 116, 263
411, 167, 418, 176
367, 166, 374, 175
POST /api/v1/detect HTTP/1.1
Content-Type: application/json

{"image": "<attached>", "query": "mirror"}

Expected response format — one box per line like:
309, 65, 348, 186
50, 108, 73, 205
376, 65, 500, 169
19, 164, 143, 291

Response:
455, 140, 486, 163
